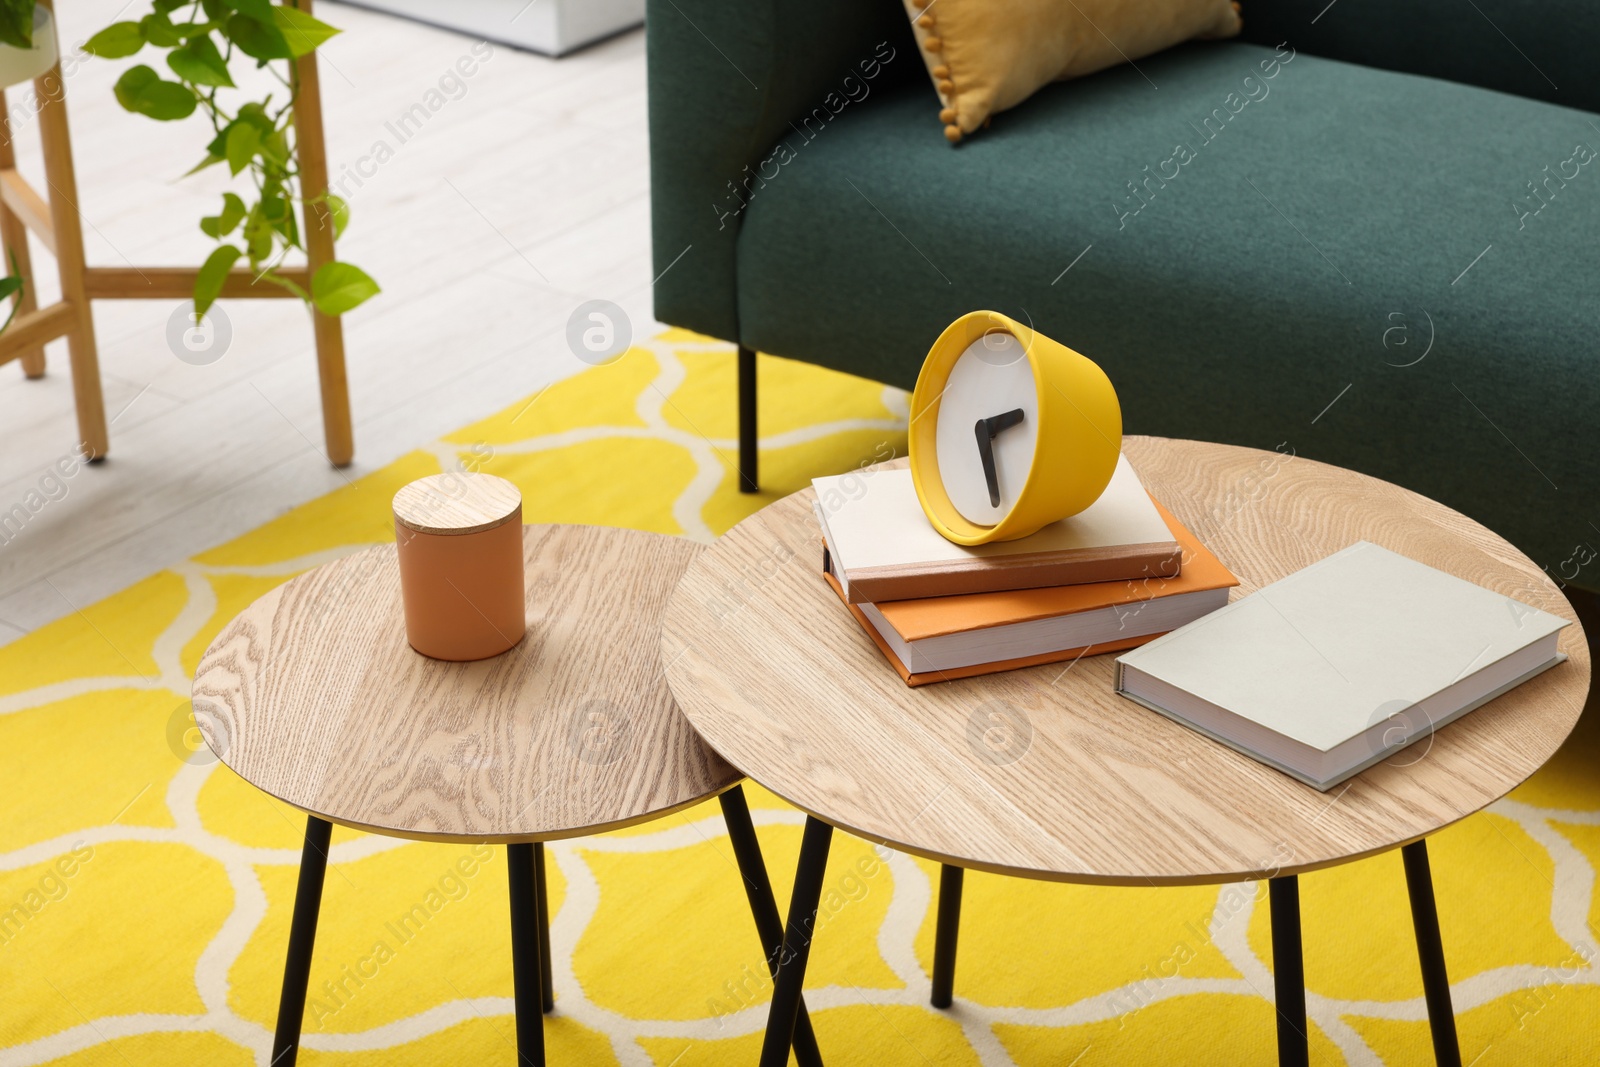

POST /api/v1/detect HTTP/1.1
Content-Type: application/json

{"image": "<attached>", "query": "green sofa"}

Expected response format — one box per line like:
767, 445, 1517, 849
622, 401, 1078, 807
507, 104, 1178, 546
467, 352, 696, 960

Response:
647, 0, 1600, 596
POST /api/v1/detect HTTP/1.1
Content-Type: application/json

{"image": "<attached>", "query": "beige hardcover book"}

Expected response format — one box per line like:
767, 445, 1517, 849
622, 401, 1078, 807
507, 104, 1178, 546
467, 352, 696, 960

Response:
1114, 541, 1570, 790
813, 455, 1181, 603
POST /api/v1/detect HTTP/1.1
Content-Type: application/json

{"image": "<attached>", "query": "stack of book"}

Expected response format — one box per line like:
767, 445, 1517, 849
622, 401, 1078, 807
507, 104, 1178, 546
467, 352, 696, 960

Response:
814, 456, 1238, 685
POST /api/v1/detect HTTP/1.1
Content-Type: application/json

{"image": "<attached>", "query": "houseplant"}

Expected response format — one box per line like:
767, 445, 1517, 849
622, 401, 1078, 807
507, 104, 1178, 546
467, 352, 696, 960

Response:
0, 1, 50, 324
0, 0, 376, 321
0, 0, 53, 83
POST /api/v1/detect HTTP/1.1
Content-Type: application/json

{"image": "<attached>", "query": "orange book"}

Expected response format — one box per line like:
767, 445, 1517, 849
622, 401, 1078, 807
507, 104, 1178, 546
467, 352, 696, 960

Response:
822, 500, 1237, 687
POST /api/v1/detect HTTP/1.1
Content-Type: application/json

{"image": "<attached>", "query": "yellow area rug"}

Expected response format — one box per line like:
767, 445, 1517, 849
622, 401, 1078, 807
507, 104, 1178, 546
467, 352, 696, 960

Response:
1, 329, 1597, 1066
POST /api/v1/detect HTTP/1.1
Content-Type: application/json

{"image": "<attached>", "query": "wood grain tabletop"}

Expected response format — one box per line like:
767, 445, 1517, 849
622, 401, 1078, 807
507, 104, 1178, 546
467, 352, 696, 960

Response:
661, 437, 1590, 885
193, 524, 738, 843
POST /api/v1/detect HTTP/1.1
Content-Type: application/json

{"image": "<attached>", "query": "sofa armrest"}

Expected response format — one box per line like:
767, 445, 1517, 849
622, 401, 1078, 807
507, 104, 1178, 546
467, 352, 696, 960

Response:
647, 0, 915, 343
1240, 0, 1600, 114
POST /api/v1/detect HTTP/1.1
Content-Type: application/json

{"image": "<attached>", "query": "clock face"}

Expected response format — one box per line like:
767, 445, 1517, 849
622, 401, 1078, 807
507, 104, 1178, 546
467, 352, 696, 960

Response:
932, 330, 1040, 525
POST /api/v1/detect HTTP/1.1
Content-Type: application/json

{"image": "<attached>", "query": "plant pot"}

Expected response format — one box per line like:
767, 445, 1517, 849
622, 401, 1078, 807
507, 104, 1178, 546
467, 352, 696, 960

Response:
0, 5, 56, 90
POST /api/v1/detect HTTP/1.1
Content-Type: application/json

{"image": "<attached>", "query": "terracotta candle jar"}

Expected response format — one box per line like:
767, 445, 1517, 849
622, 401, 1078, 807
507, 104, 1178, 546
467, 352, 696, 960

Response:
392, 472, 526, 661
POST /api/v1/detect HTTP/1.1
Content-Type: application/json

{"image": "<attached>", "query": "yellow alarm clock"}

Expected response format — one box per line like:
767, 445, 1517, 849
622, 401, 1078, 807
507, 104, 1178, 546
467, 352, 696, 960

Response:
908, 311, 1122, 545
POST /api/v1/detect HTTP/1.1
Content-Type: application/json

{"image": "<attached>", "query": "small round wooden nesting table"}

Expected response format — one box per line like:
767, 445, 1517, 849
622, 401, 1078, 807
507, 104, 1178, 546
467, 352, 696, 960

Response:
660, 437, 1590, 1067
193, 524, 821, 1067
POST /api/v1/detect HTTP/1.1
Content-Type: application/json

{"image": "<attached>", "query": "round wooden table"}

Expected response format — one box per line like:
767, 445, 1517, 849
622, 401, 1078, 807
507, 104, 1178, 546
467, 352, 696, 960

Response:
193, 524, 823, 1067
660, 437, 1590, 1067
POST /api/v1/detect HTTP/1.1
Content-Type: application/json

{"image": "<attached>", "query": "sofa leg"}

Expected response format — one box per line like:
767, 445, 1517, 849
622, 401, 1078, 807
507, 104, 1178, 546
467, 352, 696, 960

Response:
738, 344, 758, 493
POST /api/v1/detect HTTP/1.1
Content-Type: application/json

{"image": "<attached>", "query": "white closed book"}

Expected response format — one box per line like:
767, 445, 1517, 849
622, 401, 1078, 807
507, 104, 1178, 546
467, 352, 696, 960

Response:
813, 455, 1181, 603
1114, 542, 1570, 790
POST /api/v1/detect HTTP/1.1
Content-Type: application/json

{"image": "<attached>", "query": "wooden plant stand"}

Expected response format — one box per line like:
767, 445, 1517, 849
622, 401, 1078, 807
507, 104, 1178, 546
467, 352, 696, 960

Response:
0, 0, 353, 466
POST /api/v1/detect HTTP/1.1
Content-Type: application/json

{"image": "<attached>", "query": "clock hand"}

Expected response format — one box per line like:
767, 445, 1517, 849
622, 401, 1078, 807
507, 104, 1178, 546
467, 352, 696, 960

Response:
983, 408, 1025, 439
974, 419, 1000, 507
972, 408, 1025, 508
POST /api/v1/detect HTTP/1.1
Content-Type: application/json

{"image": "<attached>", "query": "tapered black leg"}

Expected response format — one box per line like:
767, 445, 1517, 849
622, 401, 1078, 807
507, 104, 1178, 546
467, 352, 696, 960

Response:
1269, 876, 1309, 1067
738, 344, 758, 493
271, 815, 332, 1067
930, 864, 964, 1008
1403, 841, 1463, 1067
507, 843, 547, 1067
759, 816, 833, 1067
533, 842, 554, 1013
718, 787, 824, 1067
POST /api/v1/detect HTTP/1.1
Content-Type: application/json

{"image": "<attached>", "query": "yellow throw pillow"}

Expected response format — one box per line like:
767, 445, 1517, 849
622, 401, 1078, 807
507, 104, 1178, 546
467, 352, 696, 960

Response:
905, 0, 1243, 143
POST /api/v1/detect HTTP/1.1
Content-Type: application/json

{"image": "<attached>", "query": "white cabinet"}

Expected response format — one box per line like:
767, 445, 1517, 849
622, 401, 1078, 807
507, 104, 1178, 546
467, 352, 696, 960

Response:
329, 0, 644, 56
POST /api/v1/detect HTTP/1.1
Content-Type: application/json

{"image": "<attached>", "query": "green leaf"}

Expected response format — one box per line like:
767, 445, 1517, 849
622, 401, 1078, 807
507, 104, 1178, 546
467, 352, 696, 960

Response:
112, 66, 157, 112
141, 81, 197, 120
224, 121, 260, 175
235, 101, 275, 131
258, 195, 298, 247
271, 5, 340, 58
273, 211, 299, 249
201, 192, 248, 238
311, 262, 379, 316
223, 0, 277, 22
0, 249, 22, 332
114, 66, 198, 121
169, 21, 214, 39
84, 22, 146, 59
140, 11, 182, 48
326, 195, 349, 240
259, 127, 289, 167
185, 152, 224, 176
219, 192, 247, 234
243, 214, 273, 261
194, 243, 242, 319
225, 13, 291, 60
0, 2, 32, 50
167, 34, 234, 87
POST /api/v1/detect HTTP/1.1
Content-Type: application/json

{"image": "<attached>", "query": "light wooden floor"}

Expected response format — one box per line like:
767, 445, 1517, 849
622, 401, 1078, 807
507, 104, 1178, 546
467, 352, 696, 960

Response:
0, 2, 662, 645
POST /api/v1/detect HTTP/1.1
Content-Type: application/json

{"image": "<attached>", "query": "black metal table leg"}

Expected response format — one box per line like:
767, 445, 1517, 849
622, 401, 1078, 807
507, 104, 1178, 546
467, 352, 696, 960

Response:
738, 344, 758, 493
930, 864, 964, 1008
719, 786, 824, 1067
272, 815, 333, 1067
1403, 840, 1463, 1067
1269, 876, 1309, 1067
759, 816, 833, 1067
508, 843, 547, 1067
533, 842, 554, 1013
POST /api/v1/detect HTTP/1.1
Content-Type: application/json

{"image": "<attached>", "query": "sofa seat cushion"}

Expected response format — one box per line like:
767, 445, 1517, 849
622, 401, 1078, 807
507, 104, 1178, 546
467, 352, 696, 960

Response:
735, 40, 1600, 589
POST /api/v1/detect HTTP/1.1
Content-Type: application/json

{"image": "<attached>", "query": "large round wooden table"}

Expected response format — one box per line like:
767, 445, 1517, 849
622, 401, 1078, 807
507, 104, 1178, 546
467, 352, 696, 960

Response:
660, 437, 1590, 1067
193, 524, 825, 1067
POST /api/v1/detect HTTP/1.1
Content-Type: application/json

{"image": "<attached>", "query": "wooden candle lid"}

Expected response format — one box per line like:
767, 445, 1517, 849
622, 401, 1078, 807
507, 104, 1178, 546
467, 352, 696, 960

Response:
393, 473, 522, 535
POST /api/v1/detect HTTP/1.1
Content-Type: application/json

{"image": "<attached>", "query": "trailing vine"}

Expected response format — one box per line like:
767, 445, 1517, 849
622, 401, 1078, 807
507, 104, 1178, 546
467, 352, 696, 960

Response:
0, 0, 382, 320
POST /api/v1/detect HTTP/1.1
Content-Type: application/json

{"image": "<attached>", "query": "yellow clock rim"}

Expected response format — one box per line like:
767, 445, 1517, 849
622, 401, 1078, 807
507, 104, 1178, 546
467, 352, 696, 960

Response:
908, 310, 1122, 545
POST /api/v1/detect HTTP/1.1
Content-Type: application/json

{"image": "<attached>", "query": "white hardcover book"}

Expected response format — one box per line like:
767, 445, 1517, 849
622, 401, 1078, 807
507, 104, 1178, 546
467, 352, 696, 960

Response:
858, 587, 1232, 674
813, 455, 1181, 602
1114, 542, 1570, 790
